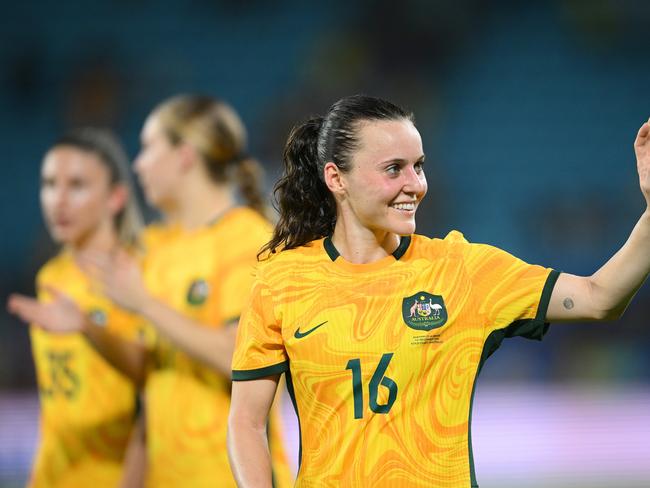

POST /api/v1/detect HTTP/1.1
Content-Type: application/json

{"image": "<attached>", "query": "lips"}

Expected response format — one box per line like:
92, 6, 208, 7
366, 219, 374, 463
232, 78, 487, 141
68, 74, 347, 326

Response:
50, 215, 73, 228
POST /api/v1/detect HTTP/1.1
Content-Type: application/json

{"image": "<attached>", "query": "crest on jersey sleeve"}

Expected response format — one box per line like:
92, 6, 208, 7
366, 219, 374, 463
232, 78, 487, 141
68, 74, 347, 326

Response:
402, 292, 447, 330
186, 278, 210, 306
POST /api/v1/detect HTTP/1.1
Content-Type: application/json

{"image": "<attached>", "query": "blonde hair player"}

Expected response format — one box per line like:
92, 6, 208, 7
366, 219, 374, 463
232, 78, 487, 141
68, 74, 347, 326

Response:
228, 95, 650, 488
8, 128, 144, 487
19, 95, 294, 487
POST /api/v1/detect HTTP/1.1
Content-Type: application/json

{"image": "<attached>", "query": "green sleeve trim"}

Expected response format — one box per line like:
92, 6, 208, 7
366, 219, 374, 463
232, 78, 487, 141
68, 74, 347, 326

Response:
232, 361, 289, 381
536, 269, 560, 322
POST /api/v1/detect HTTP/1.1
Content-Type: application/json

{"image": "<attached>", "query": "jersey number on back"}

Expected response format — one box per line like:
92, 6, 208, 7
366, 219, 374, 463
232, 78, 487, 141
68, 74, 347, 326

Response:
345, 353, 398, 419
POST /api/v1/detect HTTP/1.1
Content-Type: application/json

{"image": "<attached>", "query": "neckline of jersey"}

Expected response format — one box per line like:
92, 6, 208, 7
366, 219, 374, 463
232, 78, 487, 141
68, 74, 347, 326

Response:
322, 235, 412, 272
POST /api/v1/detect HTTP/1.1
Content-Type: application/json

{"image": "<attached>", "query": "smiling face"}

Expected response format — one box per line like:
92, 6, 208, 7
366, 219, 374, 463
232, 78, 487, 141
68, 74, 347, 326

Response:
334, 118, 427, 237
40, 146, 119, 246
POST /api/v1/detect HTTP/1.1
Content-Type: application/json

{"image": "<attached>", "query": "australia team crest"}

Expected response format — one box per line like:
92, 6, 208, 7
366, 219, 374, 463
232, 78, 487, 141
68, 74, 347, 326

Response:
186, 278, 210, 306
402, 292, 448, 331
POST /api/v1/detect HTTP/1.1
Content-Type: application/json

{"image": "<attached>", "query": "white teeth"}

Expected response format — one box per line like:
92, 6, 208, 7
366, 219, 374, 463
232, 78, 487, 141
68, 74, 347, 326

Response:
391, 203, 415, 211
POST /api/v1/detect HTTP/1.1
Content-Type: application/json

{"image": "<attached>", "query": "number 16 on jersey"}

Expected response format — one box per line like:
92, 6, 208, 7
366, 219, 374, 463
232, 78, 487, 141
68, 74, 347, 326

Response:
345, 352, 398, 419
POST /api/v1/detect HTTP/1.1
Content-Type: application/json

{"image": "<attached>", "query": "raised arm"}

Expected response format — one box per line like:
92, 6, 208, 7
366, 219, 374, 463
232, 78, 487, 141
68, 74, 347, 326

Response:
547, 118, 650, 321
81, 250, 237, 375
227, 376, 280, 488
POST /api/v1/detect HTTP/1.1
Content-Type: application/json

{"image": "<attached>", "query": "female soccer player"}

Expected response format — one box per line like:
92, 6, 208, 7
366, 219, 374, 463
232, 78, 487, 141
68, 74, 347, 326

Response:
228, 95, 650, 487
14, 95, 293, 487
105, 94, 293, 487
7, 128, 144, 487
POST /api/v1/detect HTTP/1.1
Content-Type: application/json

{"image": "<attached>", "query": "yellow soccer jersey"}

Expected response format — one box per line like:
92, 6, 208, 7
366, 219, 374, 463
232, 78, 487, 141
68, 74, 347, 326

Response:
29, 251, 142, 488
232, 231, 559, 488
141, 207, 292, 488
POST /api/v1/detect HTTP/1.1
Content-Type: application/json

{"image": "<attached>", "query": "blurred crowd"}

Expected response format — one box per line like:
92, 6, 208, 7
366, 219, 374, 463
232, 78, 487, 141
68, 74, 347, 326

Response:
2, 0, 650, 390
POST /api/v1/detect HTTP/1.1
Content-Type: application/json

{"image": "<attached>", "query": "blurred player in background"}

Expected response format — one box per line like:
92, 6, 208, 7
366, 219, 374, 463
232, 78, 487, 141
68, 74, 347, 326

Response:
228, 95, 650, 487
7, 128, 144, 487
12, 95, 293, 487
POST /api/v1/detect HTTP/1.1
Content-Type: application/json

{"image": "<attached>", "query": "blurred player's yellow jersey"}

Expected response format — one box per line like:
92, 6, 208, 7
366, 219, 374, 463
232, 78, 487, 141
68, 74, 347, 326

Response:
233, 231, 559, 488
29, 251, 141, 488
142, 207, 292, 488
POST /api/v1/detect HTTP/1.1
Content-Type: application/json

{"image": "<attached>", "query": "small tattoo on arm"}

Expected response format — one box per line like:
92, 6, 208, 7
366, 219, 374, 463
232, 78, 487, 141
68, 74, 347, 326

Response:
563, 298, 574, 310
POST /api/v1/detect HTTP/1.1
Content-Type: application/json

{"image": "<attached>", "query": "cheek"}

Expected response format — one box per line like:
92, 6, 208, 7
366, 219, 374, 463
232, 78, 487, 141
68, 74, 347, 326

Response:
71, 188, 109, 221
39, 188, 53, 214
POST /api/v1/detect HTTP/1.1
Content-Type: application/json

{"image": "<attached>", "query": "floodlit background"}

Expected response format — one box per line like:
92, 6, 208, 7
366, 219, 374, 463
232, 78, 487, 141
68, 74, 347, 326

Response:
1, 1, 649, 487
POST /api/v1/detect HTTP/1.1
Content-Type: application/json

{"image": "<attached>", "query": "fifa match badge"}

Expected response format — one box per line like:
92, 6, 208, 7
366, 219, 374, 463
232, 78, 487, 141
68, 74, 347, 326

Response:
402, 292, 448, 331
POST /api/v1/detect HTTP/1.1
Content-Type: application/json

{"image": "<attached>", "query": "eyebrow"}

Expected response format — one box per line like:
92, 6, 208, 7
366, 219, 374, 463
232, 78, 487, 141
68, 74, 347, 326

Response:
377, 155, 426, 166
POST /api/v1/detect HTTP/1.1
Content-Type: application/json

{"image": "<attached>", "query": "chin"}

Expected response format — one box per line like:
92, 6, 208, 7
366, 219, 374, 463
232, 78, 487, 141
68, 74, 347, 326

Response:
50, 230, 74, 245
389, 219, 416, 236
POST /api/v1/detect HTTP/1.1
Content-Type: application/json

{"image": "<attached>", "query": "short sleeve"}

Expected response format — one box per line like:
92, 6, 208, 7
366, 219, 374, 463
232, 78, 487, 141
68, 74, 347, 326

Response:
231, 274, 288, 381
463, 242, 559, 339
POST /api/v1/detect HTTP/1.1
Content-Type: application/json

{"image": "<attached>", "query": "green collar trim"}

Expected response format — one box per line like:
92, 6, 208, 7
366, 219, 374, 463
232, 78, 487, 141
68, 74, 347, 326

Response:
323, 235, 412, 262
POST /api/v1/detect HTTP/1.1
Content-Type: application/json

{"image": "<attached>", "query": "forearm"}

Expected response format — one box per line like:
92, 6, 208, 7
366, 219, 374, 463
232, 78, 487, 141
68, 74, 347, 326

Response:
83, 320, 146, 386
119, 413, 147, 488
589, 210, 650, 317
139, 297, 236, 375
227, 418, 274, 488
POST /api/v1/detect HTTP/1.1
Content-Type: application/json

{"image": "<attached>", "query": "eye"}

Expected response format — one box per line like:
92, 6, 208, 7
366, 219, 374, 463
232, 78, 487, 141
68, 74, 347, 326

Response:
69, 178, 86, 190
414, 160, 425, 173
386, 164, 401, 176
41, 176, 55, 189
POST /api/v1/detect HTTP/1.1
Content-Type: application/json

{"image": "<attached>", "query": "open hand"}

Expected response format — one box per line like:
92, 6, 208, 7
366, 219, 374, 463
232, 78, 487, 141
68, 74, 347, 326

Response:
7, 286, 85, 334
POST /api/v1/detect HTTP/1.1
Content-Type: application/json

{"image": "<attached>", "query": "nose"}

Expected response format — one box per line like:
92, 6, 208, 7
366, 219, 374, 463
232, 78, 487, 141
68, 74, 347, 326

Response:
133, 153, 143, 174
402, 166, 427, 196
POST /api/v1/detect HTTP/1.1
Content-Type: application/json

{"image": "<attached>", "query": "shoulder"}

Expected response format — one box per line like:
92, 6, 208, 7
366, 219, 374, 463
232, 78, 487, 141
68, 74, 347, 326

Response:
407, 231, 469, 258
219, 207, 272, 238
141, 221, 170, 249
408, 231, 513, 265
36, 251, 71, 284
256, 239, 325, 280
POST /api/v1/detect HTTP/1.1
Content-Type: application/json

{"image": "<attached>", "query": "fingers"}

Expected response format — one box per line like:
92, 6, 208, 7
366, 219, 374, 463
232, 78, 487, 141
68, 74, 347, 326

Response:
635, 118, 650, 147
7, 294, 43, 324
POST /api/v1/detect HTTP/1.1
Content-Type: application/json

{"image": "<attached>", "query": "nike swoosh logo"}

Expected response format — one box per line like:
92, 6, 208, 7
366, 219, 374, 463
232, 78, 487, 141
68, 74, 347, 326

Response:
294, 321, 328, 339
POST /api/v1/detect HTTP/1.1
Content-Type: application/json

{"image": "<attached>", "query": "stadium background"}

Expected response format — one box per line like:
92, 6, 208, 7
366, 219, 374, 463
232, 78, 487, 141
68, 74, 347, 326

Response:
1, 0, 649, 486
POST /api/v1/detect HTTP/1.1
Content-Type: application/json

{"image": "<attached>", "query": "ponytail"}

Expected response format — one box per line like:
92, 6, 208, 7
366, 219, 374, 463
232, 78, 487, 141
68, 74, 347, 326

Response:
234, 156, 268, 219
259, 117, 336, 257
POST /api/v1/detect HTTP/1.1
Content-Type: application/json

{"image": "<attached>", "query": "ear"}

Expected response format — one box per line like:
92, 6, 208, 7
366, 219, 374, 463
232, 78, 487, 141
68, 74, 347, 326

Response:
177, 142, 199, 171
107, 183, 129, 217
323, 162, 347, 197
